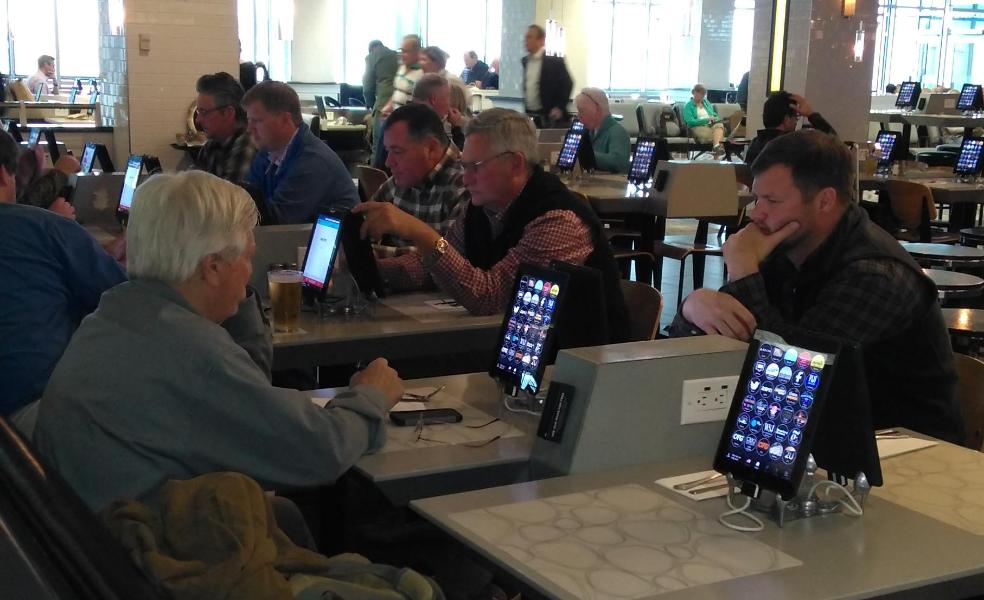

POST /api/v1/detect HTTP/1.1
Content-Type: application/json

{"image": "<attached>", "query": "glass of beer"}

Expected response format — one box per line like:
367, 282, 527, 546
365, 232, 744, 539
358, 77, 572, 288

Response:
268, 269, 303, 332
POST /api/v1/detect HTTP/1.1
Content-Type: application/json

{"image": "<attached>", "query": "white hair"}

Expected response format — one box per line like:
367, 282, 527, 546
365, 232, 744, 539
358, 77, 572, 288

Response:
126, 171, 258, 284
577, 87, 610, 115
464, 108, 539, 168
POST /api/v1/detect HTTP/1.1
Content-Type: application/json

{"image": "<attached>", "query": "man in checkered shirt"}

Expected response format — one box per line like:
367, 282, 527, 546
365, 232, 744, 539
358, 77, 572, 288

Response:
371, 103, 468, 251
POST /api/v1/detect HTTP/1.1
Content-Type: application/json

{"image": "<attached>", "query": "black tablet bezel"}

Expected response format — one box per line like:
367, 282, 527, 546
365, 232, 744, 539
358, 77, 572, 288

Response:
895, 81, 920, 110
712, 329, 841, 501
300, 212, 344, 301
874, 130, 900, 166
80, 142, 97, 173
555, 120, 587, 173
116, 154, 144, 224
628, 137, 660, 184
489, 263, 571, 396
338, 209, 386, 299
954, 136, 984, 176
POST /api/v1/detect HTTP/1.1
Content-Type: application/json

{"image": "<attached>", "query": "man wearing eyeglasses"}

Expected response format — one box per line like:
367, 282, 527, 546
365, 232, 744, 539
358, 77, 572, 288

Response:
193, 72, 256, 185
354, 109, 629, 340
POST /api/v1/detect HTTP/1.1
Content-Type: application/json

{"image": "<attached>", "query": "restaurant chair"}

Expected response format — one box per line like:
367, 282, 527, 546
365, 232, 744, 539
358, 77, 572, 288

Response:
673, 103, 713, 159
961, 227, 984, 247
0, 415, 163, 598
653, 222, 725, 309
356, 165, 389, 200
619, 279, 663, 342
884, 180, 960, 244
956, 352, 984, 452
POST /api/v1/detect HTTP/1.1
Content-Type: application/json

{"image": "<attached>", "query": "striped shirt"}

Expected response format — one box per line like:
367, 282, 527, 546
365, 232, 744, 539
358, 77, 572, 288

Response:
390, 64, 423, 110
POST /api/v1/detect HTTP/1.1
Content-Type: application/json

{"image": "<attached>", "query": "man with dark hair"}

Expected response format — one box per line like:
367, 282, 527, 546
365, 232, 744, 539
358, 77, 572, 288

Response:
461, 51, 489, 86
522, 25, 573, 126
243, 81, 358, 223
670, 130, 964, 443
744, 91, 835, 165
353, 108, 629, 344
0, 129, 126, 429
363, 40, 398, 115
193, 72, 256, 184
372, 103, 468, 248
28, 55, 57, 95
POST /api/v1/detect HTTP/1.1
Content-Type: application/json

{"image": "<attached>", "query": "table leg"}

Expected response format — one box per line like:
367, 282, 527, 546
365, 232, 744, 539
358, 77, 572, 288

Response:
647, 216, 665, 287
692, 220, 710, 291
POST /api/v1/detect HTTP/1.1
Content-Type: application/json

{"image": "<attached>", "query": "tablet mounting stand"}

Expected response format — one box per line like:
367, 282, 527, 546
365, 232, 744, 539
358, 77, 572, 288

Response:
727, 454, 872, 528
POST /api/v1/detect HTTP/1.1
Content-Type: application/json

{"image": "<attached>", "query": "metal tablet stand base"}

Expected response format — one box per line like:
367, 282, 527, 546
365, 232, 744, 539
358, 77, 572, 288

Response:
497, 381, 547, 415
729, 454, 872, 528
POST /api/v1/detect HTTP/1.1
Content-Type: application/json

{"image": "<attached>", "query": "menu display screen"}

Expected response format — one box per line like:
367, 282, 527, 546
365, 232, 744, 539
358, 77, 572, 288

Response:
713, 330, 838, 500
302, 214, 342, 289
628, 139, 657, 184
895, 81, 919, 109
80, 143, 96, 173
954, 137, 984, 175
492, 265, 569, 395
556, 120, 587, 172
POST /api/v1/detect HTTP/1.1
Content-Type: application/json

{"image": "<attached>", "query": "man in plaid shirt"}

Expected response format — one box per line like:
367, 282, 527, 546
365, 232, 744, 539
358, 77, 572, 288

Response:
193, 72, 256, 185
670, 130, 963, 443
371, 103, 468, 250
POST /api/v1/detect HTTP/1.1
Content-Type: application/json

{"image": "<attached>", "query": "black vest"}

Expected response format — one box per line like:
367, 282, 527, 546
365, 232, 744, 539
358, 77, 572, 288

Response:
463, 168, 630, 345
761, 204, 964, 443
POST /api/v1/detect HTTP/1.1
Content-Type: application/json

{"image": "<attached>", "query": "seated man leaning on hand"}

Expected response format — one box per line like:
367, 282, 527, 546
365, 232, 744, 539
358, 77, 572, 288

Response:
35, 171, 403, 512
373, 102, 468, 249
354, 108, 630, 338
668, 130, 964, 443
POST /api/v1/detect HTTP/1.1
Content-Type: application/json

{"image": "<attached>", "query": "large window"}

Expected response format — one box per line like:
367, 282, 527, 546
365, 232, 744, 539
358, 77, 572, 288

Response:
873, 0, 984, 91
3, 0, 100, 78
239, 0, 293, 81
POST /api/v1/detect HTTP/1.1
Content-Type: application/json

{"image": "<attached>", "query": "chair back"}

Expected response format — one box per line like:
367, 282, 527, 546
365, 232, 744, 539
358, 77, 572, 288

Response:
609, 102, 640, 138
956, 353, 984, 451
636, 103, 662, 137
619, 279, 663, 341
356, 165, 389, 200
885, 179, 937, 233
0, 416, 162, 598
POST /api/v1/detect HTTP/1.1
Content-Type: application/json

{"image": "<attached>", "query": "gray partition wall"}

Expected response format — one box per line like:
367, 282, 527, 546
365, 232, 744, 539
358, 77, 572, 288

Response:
532, 336, 748, 477
250, 224, 312, 298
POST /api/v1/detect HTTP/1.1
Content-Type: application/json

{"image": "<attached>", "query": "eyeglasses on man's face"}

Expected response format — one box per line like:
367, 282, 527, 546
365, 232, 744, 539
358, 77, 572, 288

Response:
195, 105, 230, 118
461, 151, 515, 174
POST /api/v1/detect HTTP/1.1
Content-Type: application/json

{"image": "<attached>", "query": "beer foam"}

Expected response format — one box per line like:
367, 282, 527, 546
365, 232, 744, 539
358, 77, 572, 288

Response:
267, 270, 303, 284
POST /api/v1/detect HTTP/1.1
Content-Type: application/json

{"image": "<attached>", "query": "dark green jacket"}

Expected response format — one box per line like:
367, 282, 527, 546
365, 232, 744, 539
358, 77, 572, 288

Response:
591, 114, 630, 173
363, 47, 398, 113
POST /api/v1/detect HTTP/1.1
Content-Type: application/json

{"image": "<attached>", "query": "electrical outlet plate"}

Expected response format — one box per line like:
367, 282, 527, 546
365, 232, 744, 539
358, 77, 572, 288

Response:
680, 375, 740, 425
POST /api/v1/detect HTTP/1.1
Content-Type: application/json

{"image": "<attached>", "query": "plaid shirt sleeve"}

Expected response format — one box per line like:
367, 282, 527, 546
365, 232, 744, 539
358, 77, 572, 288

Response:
721, 259, 931, 343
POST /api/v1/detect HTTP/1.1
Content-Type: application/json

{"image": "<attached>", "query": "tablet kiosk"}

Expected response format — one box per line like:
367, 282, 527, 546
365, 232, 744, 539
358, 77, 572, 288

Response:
490, 264, 570, 396
27, 128, 41, 149
79, 142, 115, 173
116, 154, 143, 225
895, 81, 920, 110
873, 130, 900, 174
5, 121, 23, 143
338, 210, 386, 299
34, 85, 43, 102
68, 87, 78, 104
301, 213, 344, 302
555, 120, 596, 172
954, 136, 984, 177
713, 329, 839, 501
42, 129, 60, 163
627, 137, 664, 185
315, 95, 328, 120
957, 84, 983, 113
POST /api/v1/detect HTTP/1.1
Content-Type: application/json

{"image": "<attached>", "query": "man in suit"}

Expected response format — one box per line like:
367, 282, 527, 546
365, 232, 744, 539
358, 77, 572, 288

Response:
522, 25, 573, 127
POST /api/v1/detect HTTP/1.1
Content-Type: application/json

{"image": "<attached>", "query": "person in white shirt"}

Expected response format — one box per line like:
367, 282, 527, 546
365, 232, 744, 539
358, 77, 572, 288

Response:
27, 55, 57, 95
521, 25, 573, 127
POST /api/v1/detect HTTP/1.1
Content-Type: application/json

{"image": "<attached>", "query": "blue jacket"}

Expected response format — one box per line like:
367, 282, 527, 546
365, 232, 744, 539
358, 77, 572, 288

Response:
0, 203, 126, 414
247, 123, 358, 224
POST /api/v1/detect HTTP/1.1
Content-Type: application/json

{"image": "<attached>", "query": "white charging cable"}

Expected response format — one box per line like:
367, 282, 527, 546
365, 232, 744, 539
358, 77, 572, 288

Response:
808, 480, 864, 517
718, 492, 765, 532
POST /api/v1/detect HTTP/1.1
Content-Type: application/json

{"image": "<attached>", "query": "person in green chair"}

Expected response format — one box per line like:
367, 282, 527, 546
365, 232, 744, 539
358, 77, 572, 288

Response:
683, 83, 726, 156
574, 87, 630, 173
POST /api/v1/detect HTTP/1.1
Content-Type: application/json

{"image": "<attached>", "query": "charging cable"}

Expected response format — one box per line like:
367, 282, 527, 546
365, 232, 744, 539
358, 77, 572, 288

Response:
718, 493, 765, 532
808, 480, 864, 517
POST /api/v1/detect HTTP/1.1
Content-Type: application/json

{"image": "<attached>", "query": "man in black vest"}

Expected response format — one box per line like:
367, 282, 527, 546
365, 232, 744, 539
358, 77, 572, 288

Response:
670, 130, 964, 443
354, 108, 628, 342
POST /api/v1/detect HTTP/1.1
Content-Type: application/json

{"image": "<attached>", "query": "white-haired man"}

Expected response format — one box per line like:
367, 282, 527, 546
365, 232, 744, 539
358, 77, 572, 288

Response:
36, 171, 402, 512
574, 87, 630, 173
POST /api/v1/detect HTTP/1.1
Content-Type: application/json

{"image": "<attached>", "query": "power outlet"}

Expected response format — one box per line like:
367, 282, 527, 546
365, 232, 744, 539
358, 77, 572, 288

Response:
680, 375, 740, 425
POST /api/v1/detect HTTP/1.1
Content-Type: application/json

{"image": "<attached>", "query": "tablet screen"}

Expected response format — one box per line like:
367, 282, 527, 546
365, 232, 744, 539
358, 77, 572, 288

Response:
117, 155, 143, 215
955, 137, 984, 175
713, 330, 837, 500
80, 143, 96, 173
628, 139, 657, 184
491, 265, 569, 395
895, 82, 919, 109
302, 214, 343, 290
28, 128, 41, 149
957, 84, 981, 111
68, 88, 78, 104
874, 131, 899, 166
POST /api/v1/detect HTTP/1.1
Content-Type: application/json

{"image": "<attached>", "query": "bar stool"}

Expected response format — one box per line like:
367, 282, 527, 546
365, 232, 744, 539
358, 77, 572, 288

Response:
961, 227, 984, 248
923, 268, 984, 301
901, 242, 984, 270
942, 308, 984, 356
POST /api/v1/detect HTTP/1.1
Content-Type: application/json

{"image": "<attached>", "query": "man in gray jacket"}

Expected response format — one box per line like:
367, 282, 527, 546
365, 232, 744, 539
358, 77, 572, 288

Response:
35, 171, 402, 512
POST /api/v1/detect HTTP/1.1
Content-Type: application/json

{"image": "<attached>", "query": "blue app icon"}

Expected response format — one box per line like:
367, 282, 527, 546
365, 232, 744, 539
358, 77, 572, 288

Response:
736, 413, 750, 429
773, 384, 787, 401
783, 347, 798, 365
763, 420, 777, 438
783, 446, 797, 464
785, 389, 800, 405
800, 392, 814, 409
755, 398, 768, 415
765, 363, 780, 380
741, 395, 756, 413
731, 431, 745, 447
805, 372, 821, 390
758, 344, 773, 359
744, 434, 757, 452
769, 442, 784, 460
753, 360, 766, 376
789, 428, 803, 446
775, 424, 790, 443
778, 366, 793, 384
749, 416, 762, 432
760, 381, 775, 398
792, 370, 807, 388
748, 378, 762, 393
